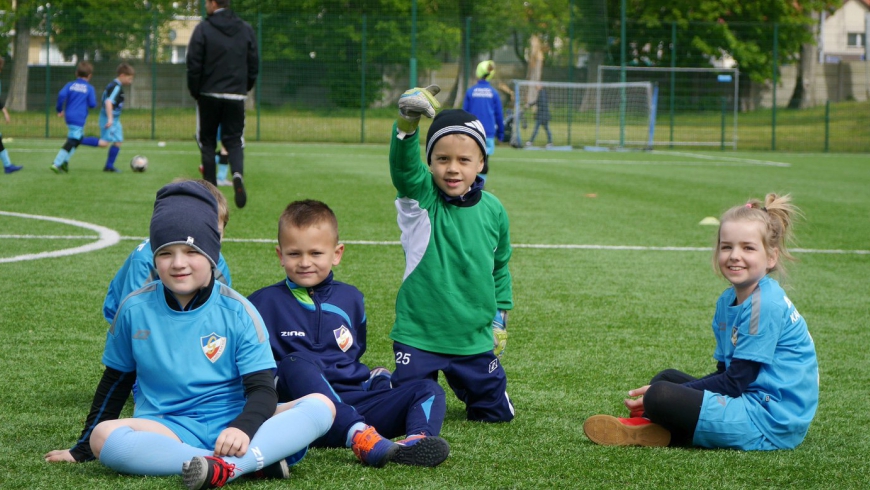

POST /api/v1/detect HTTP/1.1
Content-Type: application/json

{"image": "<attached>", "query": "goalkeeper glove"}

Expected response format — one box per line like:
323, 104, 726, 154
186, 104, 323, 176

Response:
397, 85, 441, 134
492, 309, 508, 359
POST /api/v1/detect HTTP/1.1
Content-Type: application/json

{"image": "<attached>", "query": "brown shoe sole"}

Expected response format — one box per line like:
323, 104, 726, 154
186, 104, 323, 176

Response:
583, 415, 671, 447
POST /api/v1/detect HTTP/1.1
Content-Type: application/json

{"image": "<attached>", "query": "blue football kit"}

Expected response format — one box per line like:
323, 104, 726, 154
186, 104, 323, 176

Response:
103, 279, 274, 448
693, 275, 819, 450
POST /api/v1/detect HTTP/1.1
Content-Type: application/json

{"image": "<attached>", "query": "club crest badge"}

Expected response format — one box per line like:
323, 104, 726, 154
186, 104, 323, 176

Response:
201, 332, 227, 363
731, 327, 738, 346
334, 326, 353, 352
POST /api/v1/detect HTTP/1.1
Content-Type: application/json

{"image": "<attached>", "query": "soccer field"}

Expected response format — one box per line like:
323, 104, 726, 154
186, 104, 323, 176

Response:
1, 139, 867, 489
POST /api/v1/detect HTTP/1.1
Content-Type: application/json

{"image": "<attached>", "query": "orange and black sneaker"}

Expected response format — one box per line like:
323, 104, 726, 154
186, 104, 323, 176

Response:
583, 415, 671, 447
351, 425, 398, 468
393, 434, 451, 467
182, 455, 236, 489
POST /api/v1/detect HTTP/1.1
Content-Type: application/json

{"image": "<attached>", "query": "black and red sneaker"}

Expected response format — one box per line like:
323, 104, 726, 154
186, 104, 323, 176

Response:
182, 455, 236, 489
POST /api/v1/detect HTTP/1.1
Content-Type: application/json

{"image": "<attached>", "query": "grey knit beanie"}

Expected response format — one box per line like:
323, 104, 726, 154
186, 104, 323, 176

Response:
150, 181, 220, 269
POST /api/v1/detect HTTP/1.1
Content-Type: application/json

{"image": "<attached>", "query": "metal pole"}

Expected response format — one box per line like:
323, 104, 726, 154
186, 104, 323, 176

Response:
256, 12, 262, 141
151, 7, 157, 140
669, 21, 676, 148
824, 100, 830, 152
45, 5, 51, 138
465, 17, 471, 93
772, 23, 778, 151
619, 0, 626, 147
360, 15, 367, 143
720, 96, 726, 151
410, 0, 417, 88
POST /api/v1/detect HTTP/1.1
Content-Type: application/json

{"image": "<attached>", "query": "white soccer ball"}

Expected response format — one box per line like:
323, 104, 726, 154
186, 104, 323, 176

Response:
130, 155, 148, 172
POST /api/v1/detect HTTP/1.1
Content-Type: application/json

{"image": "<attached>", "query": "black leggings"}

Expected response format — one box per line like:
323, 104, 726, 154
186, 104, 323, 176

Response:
643, 369, 704, 446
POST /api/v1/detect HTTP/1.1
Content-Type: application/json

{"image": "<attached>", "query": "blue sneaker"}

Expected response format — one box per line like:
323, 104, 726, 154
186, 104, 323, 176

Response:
393, 434, 451, 467
351, 425, 398, 468
103, 166, 121, 173
4, 164, 22, 174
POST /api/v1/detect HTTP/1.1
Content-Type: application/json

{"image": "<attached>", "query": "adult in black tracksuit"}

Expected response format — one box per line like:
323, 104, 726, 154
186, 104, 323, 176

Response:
187, 0, 258, 208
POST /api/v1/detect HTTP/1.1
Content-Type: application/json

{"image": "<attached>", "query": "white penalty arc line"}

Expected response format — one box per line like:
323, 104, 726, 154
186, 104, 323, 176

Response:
0, 211, 121, 263
1, 232, 867, 257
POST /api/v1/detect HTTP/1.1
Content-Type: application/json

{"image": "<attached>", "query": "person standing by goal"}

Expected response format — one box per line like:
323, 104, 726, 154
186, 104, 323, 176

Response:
187, 0, 258, 209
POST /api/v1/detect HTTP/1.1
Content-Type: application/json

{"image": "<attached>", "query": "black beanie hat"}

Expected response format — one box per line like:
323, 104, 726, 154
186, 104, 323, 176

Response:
425, 109, 488, 166
150, 181, 221, 269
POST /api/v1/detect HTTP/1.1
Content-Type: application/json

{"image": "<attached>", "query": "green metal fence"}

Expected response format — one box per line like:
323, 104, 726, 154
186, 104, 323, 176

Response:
2, 3, 868, 152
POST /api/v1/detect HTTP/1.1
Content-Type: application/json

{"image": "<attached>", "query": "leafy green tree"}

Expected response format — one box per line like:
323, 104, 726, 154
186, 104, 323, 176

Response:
603, 0, 837, 82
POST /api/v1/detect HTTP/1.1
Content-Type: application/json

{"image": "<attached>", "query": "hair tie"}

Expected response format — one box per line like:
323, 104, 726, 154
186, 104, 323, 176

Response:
745, 203, 752, 209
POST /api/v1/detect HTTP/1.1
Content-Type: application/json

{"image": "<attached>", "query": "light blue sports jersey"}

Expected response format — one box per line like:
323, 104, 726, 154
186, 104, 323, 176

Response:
711, 275, 819, 449
103, 280, 275, 421
103, 239, 232, 324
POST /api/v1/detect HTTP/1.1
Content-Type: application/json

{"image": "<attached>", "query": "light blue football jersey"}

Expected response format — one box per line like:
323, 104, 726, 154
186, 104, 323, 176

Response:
102, 280, 274, 422
711, 275, 819, 449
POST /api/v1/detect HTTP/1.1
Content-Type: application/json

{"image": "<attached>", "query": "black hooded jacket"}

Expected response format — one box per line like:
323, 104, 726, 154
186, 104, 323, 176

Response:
186, 8, 258, 99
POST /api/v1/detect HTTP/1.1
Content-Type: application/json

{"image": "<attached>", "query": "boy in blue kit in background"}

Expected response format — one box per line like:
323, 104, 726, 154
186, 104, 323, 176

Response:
584, 193, 818, 451
248, 200, 450, 468
0, 58, 22, 174
50, 61, 97, 173
45, 181, 335, 490
463, 60, 504, 182
77, 62, 134, 173
390, 86, 515, 423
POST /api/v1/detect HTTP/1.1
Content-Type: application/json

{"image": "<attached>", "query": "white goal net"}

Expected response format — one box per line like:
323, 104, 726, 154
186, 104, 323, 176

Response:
509, 80, 655, 149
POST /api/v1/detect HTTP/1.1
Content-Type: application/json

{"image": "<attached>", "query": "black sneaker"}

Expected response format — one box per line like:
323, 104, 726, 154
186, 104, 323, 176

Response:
181, 455, 236, 489
103, 166, 121, 173
246, 458, 290, 480
392, 435, 451, 467
232, 172, 247, 208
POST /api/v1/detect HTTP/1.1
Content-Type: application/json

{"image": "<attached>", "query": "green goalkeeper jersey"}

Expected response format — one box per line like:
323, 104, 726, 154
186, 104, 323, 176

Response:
389, 125, 513, 356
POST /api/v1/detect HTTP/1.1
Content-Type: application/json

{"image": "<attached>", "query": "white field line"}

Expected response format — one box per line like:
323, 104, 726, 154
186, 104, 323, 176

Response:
1, 232, 867, 258
9, 147, 793, 167
0, 211, 121, 263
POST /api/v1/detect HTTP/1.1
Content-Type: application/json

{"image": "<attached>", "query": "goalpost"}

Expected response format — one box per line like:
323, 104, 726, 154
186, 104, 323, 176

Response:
509, 80, 655, 150
597, 66, 740, 148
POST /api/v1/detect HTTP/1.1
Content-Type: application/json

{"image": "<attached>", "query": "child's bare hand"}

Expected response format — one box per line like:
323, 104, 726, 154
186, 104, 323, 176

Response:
57, 111, 65, 118
213, 427, 250, 458
623, 384, 650, 412
43, 449, 77, 463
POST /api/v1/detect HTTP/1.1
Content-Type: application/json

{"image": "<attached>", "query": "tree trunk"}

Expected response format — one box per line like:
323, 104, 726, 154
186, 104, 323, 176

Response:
525, 35, 545, 106
7, 14, 31, 112
788, 15, 819, 109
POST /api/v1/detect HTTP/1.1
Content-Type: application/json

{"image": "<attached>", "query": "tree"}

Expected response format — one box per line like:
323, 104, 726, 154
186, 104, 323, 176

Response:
603, 0, 838, 107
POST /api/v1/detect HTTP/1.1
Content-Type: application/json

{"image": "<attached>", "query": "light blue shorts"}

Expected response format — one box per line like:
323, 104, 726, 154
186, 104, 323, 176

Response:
100, 119, 123, 143
692, 391, 778, 451
140, 411, 235, 450
67, 125, 84, 140
485, 137, 495, 156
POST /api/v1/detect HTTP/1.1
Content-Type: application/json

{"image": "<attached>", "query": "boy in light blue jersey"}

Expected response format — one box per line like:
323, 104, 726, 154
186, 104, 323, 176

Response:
45, 181, 335, 490
77, 62, 134, 172
0, 57, 22, 174
50, 61, 97, 174
584, 193, 818, 451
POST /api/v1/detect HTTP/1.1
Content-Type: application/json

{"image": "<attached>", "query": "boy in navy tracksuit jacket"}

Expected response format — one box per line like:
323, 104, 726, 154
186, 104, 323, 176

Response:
248, 200, 450, 468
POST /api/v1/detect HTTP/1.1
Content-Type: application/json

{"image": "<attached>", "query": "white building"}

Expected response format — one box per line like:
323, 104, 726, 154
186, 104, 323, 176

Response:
820, 0, 870, 62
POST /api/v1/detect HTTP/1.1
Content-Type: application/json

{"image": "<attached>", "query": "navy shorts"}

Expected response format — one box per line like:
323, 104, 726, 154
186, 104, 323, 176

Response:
392, 341, 514, 422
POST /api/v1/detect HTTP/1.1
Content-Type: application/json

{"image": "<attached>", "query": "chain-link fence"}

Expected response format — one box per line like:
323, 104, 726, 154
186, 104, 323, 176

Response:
2, 3, 868, 152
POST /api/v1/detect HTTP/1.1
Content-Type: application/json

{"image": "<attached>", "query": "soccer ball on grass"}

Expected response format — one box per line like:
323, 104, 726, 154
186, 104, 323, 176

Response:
130, 155, 148, 172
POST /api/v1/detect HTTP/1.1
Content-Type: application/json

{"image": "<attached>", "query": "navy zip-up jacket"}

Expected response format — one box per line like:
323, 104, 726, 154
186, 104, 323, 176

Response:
248, 273, 370, 390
